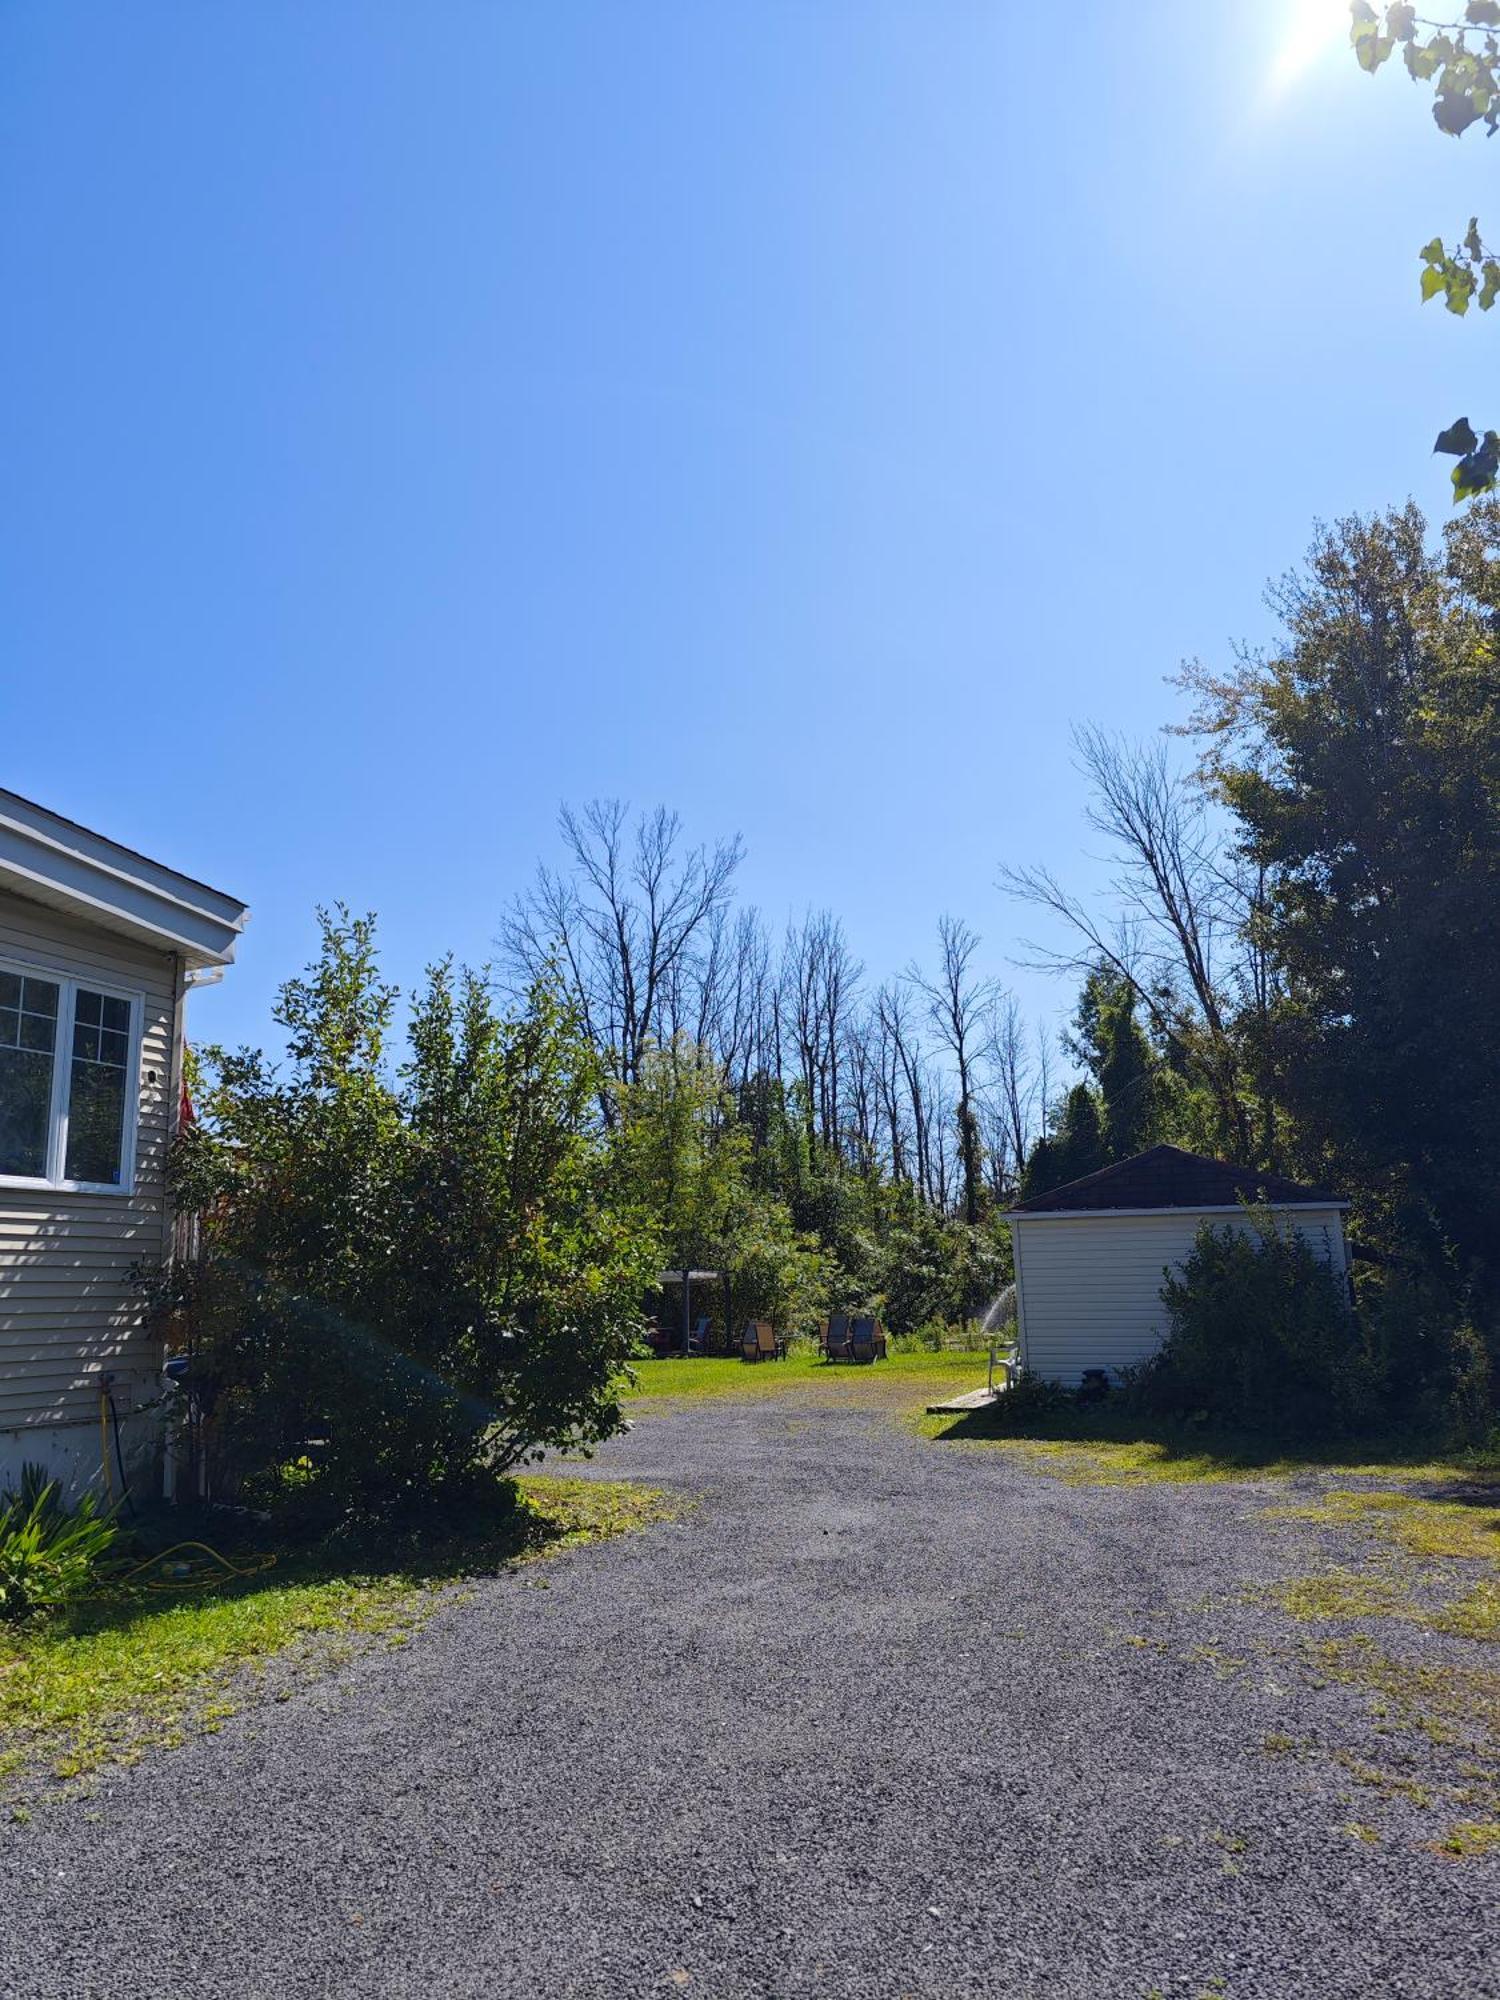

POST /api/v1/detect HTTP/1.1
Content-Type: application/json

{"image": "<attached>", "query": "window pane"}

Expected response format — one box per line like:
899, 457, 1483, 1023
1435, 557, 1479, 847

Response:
0, 1046, 54, 1176
19, 1011, 55, 1052
0, 1008, 19, 1051
0, 972, 19, 1012
100, 995, 130, 1035
22, 979, 58, 1021
65, 989, 131, 1184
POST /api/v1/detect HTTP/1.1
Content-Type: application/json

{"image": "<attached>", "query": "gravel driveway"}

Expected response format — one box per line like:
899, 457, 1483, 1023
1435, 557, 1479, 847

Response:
2, 1393, 1494, 2000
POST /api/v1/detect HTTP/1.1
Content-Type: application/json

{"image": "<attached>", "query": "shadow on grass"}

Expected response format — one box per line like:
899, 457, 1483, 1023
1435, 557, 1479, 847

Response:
69, 1473, 662, 1648
926, 1395, 1500, 1489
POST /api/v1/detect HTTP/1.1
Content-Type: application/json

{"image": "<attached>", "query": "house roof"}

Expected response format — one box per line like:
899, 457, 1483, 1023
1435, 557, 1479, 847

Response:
1007, 1144, 1346, 1217
0, 788, 249, 969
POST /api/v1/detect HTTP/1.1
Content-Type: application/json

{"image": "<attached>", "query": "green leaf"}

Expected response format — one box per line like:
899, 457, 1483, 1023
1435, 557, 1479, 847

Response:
1422, 263, 1449, 299
1434, 417, 1479, 454
1434, 91, 1484, 134
1445, 266, 1477, 311
1452, 432, 1500, 500
1465, 216, 1485, 258
1405, 38, 1441, 78
1465, 0, 1500, 25
1388, 1, 1417, 35
1479, 259, 1500, 308
1420, 235, 1448, 265
1356, 31, 1394, 70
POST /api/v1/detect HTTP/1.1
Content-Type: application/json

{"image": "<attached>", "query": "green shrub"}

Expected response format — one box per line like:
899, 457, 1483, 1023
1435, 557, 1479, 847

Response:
1445, 1320, 1494, 1447
1134, 1212, 1376, 1435
0, 1467, 118, 1623
985, 1370, 1078, 1425
888, 1316, 1014, 1353
167, 912, 659, 1526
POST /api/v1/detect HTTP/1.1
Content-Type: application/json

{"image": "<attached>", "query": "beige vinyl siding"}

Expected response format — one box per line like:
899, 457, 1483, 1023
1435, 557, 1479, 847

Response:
1011, 1207, 1349, 1387
0, 887, 181, 1433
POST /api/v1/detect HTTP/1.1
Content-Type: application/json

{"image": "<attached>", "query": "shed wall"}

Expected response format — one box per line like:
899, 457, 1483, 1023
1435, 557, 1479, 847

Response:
1011, 1207, 1349, 1387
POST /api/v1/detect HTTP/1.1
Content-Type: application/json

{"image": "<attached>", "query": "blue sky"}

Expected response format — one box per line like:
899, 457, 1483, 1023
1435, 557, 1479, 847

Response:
1, 2, 1490, 1060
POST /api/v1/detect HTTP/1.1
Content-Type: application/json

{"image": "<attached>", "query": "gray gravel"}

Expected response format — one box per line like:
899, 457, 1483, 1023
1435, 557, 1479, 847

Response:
2, 1394, 1495, 2000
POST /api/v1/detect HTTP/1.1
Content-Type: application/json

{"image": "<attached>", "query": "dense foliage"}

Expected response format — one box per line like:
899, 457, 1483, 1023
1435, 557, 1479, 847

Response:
172, 912, 657, 1521
1182, 503, 1500, 1306
1138, 1215, 1375, 1436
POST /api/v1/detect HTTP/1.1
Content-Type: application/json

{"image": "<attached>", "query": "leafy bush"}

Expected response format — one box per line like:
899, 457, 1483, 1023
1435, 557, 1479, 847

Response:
1134, 1212, 1375, 1435
0, 1467, 118, 1623
983, 1369, 1078, 1426
168, 912, 659, 1524
889, 1316, 1013, 1353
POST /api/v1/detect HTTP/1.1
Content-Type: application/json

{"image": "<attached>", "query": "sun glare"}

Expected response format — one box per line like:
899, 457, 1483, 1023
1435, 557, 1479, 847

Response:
1268, 0, 1352, 95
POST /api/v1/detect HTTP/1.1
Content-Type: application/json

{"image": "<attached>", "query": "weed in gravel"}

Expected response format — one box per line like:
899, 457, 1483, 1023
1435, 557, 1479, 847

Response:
1433, 1820, 1500, 1858
1261, 1486, 1500, 1568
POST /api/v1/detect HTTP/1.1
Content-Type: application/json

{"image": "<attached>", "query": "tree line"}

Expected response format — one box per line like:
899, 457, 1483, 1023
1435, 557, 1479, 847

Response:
169, 498, 1499, 1520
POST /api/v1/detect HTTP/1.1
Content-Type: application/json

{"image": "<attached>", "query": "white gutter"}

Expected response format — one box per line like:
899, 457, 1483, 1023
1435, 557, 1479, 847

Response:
0, 791, 249, 968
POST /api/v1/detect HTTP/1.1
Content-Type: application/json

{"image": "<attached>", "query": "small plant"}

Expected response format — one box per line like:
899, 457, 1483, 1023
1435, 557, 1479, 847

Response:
0, 1466, 119, 1624
981, 1369, 1077, 1426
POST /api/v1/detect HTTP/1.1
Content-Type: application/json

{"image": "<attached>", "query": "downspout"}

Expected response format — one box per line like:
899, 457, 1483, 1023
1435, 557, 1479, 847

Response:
161, 952, 189, 1501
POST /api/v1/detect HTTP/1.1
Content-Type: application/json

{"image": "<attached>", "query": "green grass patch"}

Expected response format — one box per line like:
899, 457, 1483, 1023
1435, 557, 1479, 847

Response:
1262, 1486, 1500, 1643
1434, 1819, 1500, 1859
0, 1473, 667, 1805
623, 1347, 991, 1411
919, 1393, 1500, 1490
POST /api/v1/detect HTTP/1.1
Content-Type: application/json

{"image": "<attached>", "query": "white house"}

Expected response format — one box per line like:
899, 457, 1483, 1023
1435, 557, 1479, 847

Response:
1005, 1144, 1350, 1387
0, 789, 248, 1497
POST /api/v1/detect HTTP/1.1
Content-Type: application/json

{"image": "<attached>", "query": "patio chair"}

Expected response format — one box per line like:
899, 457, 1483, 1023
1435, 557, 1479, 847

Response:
755, 1321, 786, 1361
823, 1314, 851, 1362
850, 1316, 884, 1363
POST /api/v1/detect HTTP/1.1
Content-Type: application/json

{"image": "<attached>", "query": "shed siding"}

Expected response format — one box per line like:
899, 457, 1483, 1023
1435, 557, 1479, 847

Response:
1012, 1207, 1349, 1387
0, 887, 181, 1441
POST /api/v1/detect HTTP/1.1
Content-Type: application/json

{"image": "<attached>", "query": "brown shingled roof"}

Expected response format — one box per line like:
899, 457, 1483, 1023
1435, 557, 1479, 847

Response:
1008, 1144, 1346, 1215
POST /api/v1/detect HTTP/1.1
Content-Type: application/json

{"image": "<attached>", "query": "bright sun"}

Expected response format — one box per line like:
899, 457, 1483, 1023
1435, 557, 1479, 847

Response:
1269, 0, 1353, 93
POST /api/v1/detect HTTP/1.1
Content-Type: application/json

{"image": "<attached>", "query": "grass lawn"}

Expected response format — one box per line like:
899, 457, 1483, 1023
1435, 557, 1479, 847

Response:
0, 1473, 668, 1814
623, 1346, 996, 1410
919, 1393, 1500, 1488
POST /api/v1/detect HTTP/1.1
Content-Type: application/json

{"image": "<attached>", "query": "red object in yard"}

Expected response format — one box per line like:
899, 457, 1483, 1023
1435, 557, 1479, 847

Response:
179, 1080, 196, 1130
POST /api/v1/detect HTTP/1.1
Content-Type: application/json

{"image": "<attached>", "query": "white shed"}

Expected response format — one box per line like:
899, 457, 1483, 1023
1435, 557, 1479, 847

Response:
1004, 1145, 1350, 1387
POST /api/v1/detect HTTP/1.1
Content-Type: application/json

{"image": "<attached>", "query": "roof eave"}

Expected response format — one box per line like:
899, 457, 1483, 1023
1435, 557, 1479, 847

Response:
0, 798, 249, 970
1004, 1200, 1351, 1221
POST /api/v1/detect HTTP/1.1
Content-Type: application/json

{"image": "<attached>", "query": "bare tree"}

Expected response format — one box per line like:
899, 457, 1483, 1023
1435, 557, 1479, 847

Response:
1000, 728, 1255, 1160
985, 992, 1036, 1201
501, 801, 743, 1115
907, 916, 995, 1224
779, 911, 862, 1153
876, 982, 930, 1202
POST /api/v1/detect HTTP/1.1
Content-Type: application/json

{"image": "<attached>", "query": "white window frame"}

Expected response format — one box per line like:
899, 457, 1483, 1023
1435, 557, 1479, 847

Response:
0, 955, 144, 1197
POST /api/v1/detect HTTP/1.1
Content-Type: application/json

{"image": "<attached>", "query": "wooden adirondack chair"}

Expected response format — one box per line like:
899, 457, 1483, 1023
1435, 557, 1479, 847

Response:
850, 1315, 885, 1363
